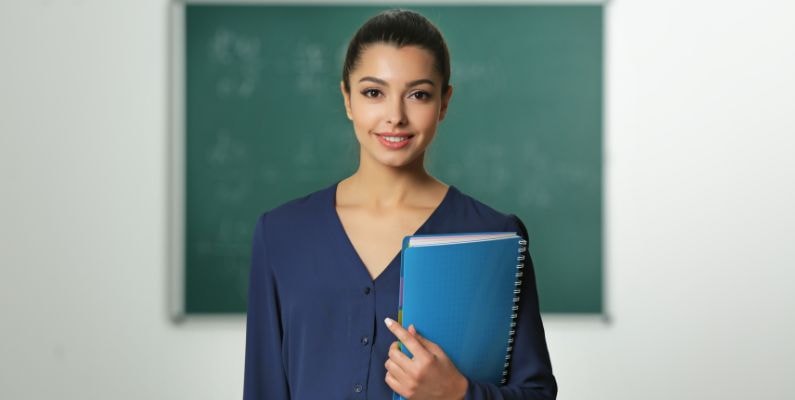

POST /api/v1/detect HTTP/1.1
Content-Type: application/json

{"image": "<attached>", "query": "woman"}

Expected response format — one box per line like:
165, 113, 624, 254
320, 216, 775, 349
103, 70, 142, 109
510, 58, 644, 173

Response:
243, 9, 557, 400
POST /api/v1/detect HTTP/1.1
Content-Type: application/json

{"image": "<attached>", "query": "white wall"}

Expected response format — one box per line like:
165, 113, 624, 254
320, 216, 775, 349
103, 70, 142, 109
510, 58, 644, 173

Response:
1, 1, 793, 399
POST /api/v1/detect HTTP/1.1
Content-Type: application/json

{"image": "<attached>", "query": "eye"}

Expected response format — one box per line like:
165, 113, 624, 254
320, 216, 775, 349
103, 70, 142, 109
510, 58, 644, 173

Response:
410, 91, 432, 100
361, 88, 382, 98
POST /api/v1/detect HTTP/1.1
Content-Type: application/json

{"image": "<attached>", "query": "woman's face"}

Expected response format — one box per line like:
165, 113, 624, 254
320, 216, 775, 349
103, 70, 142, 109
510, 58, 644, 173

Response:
341, 43, 453, 169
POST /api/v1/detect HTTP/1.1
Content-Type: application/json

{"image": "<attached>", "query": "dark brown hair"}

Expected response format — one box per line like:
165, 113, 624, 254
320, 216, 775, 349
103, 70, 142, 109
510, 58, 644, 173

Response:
341, 9, 451, 94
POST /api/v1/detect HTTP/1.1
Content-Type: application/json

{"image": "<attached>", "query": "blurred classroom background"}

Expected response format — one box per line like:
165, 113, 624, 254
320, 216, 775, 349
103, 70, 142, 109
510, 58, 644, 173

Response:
1, 0, 793, 399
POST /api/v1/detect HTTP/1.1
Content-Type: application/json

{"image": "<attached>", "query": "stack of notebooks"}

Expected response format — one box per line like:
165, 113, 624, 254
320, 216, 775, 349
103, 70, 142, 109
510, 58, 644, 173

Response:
393, 232, 527, 400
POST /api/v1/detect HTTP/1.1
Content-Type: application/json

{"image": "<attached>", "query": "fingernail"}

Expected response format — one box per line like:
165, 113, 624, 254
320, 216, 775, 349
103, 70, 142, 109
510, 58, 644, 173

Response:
384, 317, 394, 327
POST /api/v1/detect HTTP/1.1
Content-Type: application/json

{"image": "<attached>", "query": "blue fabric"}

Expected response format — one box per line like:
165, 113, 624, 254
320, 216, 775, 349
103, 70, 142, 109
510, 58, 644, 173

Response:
243, 181, 557, 399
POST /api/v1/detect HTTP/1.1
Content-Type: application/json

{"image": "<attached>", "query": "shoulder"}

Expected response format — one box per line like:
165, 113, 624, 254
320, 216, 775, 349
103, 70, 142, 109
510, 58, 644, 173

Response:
255, 182, 335, 236
446, 185, 526, 237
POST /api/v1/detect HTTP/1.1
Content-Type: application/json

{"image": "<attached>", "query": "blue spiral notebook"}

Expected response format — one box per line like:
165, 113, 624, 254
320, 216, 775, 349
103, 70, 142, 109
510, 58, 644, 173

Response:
393, 232, 527, 400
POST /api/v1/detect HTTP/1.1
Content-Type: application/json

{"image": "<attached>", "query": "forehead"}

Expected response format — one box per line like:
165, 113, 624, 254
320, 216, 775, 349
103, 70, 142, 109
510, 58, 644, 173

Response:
351, 43, 438, 83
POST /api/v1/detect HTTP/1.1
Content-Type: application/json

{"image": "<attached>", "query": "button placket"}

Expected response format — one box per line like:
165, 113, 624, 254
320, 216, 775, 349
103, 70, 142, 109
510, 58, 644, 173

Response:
353, 280, 375, 397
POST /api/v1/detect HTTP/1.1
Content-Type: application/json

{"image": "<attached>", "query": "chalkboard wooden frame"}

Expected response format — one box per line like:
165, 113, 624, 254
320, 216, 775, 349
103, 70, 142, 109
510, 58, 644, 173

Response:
168, 0, 609, 322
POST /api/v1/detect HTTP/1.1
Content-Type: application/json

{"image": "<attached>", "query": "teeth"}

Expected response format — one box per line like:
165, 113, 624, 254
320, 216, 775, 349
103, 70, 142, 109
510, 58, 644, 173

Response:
383, 136, 408, 143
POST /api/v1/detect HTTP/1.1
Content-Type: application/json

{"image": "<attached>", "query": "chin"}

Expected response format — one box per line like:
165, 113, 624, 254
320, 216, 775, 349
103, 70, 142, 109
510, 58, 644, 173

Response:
368, 150, 421, 169
377, 156, 412, 168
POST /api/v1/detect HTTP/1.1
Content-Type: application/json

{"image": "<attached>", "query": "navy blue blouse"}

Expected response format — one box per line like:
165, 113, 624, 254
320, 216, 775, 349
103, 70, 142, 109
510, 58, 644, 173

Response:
243, 181, 557, 399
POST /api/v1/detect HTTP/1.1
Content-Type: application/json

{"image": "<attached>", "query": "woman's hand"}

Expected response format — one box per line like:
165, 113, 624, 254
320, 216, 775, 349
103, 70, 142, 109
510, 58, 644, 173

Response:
384, 317, 468, 400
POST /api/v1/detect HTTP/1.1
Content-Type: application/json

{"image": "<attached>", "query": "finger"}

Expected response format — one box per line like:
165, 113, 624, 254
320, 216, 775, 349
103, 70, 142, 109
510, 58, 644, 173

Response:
408, 324, 441, 354
384, 346, 413, 384
384, 318, 430, 360
385, 371, 409, 398
387, 340, 414, 375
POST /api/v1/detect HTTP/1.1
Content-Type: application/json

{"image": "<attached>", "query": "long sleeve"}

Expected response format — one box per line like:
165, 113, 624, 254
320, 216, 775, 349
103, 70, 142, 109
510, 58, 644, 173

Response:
243, 213, 290, 399
463, 215, 558, 400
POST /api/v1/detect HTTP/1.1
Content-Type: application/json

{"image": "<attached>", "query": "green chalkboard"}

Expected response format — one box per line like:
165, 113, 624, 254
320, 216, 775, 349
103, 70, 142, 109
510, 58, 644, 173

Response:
178, 4, 603, 316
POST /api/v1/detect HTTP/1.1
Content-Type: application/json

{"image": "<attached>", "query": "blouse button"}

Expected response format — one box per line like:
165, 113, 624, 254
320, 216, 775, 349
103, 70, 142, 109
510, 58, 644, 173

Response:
361, 336, 369, 345
353, 384, 363, 393
363, 287, 371, 295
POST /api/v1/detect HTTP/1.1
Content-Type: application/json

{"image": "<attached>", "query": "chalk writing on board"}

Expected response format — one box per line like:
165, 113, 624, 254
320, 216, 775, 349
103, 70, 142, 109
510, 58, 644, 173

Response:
294, 42, 325, 93
206, 129, 250, 204
209, 28, 262, 98
216, 177, 249, 204
195, 219, 249, 257
208, 129, 247, 166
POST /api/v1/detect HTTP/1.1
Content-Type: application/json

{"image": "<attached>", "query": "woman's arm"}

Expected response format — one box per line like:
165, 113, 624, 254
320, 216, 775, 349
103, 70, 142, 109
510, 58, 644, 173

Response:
462, 215, 557, 400
243, 213, 290, 399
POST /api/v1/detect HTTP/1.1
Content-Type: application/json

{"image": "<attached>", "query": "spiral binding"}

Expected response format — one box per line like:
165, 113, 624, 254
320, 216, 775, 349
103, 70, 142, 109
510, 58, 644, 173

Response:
500, 238, 527, 384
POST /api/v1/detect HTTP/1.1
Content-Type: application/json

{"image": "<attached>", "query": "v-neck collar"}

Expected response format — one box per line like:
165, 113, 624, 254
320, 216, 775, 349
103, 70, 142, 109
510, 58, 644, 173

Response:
328, 180, 456, 284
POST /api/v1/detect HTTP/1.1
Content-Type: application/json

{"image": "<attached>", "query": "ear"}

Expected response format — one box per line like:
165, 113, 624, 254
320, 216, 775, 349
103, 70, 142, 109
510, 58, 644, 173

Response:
438, 85, 454, 122
340, 80, 353, 121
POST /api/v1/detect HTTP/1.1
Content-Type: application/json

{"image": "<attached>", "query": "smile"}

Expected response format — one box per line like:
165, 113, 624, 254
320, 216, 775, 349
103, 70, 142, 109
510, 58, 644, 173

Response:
375, 132, 414, 149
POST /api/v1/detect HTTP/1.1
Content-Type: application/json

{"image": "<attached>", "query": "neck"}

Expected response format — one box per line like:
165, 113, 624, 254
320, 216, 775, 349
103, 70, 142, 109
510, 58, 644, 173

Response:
345, 149, 438, 207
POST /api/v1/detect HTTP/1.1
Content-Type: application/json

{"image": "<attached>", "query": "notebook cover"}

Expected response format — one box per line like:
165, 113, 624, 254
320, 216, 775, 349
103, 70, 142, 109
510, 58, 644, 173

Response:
392, 233, 520, 400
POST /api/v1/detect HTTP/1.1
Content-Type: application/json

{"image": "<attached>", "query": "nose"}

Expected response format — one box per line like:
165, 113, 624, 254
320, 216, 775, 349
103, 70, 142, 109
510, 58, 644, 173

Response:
385, 96, 407, 126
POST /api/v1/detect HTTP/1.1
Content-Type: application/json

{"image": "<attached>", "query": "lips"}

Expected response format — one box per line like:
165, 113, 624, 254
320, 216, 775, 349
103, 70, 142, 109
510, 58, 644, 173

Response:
374, 132, 414, 149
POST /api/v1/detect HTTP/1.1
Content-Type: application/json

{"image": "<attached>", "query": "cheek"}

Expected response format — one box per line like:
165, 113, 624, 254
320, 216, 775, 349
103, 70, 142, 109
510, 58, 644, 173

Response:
350, 103, 377, 134
408, 104, 440, 128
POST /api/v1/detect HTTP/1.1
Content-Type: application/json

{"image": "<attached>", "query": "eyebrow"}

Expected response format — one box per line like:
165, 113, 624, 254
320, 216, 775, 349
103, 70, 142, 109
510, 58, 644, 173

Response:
358, 76, 436, 88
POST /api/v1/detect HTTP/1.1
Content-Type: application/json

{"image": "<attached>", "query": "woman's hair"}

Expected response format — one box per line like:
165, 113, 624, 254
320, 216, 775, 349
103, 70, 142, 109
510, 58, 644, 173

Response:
341, 9, 451, 95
